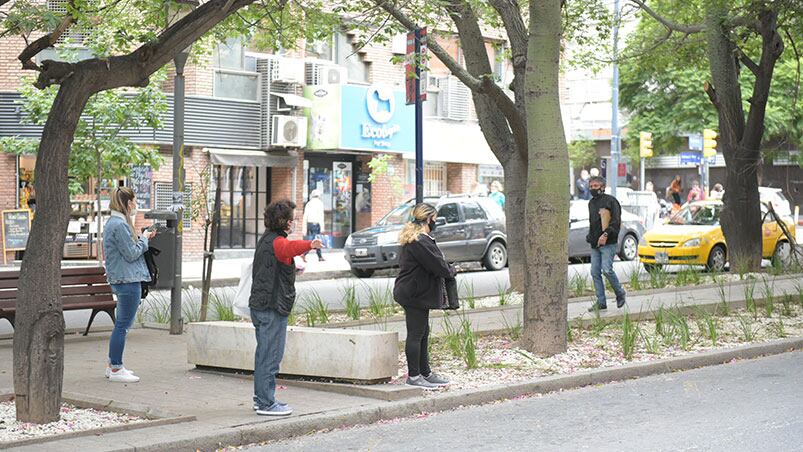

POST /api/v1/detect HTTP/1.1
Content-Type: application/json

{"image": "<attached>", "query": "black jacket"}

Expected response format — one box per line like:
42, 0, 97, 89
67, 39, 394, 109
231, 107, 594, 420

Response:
394, 234, 456, 310
586, 193, 622, 249
249, 231, 297, 315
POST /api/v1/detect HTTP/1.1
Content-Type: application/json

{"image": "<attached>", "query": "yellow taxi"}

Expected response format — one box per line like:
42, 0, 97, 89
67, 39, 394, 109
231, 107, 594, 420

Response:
638, 200, 796, 272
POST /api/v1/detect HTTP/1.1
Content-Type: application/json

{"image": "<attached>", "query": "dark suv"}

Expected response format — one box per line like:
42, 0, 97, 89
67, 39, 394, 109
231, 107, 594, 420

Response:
344, 195, 507, 278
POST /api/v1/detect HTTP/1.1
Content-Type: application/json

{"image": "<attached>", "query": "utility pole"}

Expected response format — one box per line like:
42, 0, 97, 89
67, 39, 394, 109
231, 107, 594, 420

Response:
406, 27, 427, 204
170, 49, 188, 335
610, 0, 621, 198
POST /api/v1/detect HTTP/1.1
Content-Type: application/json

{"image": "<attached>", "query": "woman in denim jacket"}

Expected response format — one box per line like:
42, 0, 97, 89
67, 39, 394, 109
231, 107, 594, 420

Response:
103, 187, 156, 383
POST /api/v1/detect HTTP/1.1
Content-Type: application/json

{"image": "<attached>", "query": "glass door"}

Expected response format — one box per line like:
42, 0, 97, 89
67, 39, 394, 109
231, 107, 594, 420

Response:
332, 161, 353, 248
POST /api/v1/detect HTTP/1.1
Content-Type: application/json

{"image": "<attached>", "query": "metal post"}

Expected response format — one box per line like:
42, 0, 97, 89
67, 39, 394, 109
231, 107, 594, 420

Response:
414, 27, 424, 205
640, 157, 645, 191
610, 0, 621, 199
170, 51, 189, 335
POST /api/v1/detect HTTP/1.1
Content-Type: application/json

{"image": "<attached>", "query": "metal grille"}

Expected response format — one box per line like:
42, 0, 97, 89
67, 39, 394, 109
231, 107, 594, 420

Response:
256, 58, 272, 148
424, 162, 447, 196
440, 76, 471, 121
154, 182, 193, 230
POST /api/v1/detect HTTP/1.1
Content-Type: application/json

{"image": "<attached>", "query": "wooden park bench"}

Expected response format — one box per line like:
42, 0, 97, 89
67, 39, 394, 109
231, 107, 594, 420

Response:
0, 266, 116, 336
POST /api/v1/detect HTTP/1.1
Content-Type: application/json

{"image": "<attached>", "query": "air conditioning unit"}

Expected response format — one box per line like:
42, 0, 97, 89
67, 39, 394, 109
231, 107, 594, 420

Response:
270, 57, 305, 84
271, 115, 308, 147
305, 62, 347, 85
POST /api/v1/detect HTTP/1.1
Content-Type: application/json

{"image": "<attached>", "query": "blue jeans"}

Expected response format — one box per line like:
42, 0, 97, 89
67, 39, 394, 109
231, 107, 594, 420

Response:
108, 282, 141, 368
251, 307, 289, 408
305, 223, 323, 259
590, 244, 626, 307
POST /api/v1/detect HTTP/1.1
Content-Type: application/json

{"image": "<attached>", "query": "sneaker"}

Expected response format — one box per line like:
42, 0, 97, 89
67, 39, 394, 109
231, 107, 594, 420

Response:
588, 304, 608, 312
256, 402, 293, 416
616, 295, 626, 309
319, 257, 326, 262
105, 367, 135, 379
253, 400, 288, 410
406, 375, 441, 390
423, 372, 449, 386
108, 369, 140, 383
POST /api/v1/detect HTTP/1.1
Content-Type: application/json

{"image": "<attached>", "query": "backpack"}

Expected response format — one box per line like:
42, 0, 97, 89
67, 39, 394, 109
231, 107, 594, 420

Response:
141, 246, 161, 299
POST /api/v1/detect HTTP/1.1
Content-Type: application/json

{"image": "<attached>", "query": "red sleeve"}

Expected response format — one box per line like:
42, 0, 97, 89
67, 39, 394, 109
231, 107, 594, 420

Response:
273, 236, 312, 264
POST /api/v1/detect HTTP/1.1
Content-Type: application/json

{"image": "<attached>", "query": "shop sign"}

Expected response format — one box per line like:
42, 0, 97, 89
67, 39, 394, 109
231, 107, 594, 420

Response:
305, 84, 414, 153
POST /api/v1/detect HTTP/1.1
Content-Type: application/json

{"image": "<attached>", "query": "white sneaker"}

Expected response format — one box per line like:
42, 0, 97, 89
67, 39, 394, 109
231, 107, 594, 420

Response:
108, 368, 140, 383
105, 366, 135, 378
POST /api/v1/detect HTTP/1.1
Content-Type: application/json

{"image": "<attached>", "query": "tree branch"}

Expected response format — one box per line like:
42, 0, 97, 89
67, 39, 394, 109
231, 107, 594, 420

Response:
745, 8, 784, 143
703, 80, 719, 109
629, 0, 705, 34
487, 0, 527, 69
18, 13, 74, 71
735, 46, 760, 76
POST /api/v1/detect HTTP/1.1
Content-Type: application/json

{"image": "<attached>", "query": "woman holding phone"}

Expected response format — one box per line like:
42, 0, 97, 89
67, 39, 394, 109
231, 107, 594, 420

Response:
102, 187, 156, 383
393, 203, 455, 389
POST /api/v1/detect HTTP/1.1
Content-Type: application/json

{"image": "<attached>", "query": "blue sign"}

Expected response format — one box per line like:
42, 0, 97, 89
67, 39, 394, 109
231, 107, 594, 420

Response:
688, 134, 703, 151
680, 151, 702, 165
340, 85, 415, 153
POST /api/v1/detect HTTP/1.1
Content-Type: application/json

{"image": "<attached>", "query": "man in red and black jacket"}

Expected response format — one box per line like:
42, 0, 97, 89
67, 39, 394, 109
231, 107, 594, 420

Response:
249, 200, 322, 417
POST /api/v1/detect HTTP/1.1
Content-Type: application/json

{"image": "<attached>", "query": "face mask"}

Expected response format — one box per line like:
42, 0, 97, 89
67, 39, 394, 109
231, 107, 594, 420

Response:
428, 218, 437, 232
130, 208, 138, 218
590, 188, 602, 198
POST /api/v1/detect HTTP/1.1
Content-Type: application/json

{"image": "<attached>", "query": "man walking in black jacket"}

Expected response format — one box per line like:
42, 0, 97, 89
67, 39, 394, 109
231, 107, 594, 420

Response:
586, 177, 626, 311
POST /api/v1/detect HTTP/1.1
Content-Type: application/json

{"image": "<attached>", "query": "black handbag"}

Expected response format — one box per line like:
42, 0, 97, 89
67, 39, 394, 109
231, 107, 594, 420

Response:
141, 246, 161, 299
444, 277, 460, 310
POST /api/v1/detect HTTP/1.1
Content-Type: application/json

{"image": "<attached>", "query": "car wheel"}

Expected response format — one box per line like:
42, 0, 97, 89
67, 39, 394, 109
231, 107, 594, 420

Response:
772, 241, 792, 267
618, 234, 638, 261
706, 245, 727, 272
643, 263, 663, 273
483, 241, 507, 271
350, 268, 375, 278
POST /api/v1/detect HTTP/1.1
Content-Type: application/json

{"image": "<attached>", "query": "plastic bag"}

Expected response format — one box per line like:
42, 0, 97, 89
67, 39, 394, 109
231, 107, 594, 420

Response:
233, 261, 253, 319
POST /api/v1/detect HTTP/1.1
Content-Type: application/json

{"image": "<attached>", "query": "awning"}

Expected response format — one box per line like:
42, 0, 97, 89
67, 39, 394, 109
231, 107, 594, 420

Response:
403, 119, 501, 166
205, 148, 298, 167
271, 92, 313, 109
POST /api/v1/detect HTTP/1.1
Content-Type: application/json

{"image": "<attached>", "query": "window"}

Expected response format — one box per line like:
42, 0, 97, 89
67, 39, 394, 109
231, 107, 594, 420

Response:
463, 202, 486, 221
334, 33, 370, 83
438, 203, 460, 224
214, 165, 271, 249
405, 161, 447, 198
213, 38, 259, 101
307, 39, 334, 61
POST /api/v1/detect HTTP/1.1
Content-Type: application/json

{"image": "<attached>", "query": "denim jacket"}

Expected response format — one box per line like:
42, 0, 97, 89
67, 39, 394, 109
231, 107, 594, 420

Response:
103, 211, 151, 285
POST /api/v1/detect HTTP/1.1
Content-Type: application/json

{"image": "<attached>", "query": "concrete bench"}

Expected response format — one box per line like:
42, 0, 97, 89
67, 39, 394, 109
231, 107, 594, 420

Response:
187, 321, 399, 383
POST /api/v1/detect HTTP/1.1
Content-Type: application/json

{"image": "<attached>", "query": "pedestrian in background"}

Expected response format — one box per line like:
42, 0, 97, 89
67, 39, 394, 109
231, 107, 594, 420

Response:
687, 180, 705, 202
489, 180, 506, 208
394, 203, 454, 389
103, 187, 157, 383
710, 183, 725, 199
250, 200, 322, 416
645, 180, 655, 193
302, 189, 325, 262
670, 175, 683, 207
586, 177, 626, 312
590, 167, 600, 178
576, 169, 591, 200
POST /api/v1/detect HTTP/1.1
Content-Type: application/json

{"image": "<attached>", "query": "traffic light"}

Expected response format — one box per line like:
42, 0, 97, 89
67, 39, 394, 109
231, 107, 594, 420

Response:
703, 128, 718, 158
639, 131, 653, 158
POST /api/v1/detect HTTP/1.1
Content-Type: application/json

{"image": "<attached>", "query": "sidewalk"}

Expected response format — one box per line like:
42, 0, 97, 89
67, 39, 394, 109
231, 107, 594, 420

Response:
1, 277, 800, 451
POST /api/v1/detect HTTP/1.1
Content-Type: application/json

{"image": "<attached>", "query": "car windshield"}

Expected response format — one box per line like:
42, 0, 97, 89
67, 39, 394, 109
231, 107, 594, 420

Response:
377, 204, 413, 225
670, 204, 722, 226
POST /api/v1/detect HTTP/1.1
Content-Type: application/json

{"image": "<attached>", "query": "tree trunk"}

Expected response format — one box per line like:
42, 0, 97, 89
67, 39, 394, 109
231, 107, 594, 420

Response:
199, 168, 222, 321
14, 78, 91, 422
501, 154, 527, 293
520, 0, 568, 355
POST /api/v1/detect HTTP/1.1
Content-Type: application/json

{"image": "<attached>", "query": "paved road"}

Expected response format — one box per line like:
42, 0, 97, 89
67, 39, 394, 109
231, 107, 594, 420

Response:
252, 351, 803, 452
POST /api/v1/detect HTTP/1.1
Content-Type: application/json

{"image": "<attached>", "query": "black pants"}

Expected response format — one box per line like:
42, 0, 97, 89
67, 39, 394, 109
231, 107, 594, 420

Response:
671, 192, 681, 206
403, 306, 431, 377
305, 223, 323, 259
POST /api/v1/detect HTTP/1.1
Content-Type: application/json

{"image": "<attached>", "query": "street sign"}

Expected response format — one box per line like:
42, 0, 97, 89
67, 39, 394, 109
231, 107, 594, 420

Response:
405, 28, 427, 105
688, 134, 703, 151
680, 151, 702, 165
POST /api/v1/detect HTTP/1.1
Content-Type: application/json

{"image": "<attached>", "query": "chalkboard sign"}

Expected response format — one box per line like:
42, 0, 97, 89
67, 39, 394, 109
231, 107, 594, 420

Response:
2, 209, 31, 252
130, 165, 153, 210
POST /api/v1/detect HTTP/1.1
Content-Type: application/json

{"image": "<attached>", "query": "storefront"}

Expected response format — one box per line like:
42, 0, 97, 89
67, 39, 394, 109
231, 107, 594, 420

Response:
304, 83, 414, 247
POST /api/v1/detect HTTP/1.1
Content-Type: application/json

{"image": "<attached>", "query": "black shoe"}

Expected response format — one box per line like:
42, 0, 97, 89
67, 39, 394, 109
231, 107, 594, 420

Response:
588, 304, 607, 312
616, 296, 626, 308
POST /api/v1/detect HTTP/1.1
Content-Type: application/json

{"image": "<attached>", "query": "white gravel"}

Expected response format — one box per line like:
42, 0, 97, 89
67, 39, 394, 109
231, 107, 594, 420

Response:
0, 402, 143, 445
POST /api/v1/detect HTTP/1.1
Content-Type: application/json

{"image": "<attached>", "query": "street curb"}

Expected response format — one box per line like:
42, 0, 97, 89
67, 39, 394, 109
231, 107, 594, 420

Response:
110, 337, 803, 451
181, 269, 353, 288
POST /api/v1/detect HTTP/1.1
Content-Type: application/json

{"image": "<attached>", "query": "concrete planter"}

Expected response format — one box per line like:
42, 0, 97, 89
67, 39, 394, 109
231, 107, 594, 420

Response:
186, 321, 399, 383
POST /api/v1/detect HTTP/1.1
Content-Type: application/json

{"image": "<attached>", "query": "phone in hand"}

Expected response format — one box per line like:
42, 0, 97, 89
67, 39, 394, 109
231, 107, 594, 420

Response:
314, 234, 325, 248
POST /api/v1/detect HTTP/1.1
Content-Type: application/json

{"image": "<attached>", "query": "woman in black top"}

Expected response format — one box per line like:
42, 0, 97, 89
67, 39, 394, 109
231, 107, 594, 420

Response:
393, 203, 455, 389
